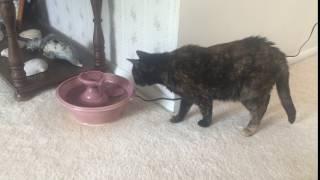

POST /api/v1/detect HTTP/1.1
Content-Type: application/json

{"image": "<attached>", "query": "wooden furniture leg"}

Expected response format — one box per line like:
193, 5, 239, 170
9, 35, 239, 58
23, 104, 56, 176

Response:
0, 0, 111, 101
0, 0, 28, 99
90, 0, 107, 71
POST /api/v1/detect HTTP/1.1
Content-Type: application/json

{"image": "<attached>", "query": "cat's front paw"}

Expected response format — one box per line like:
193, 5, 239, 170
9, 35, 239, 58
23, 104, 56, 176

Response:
197, 119, 211, 127
170, 116, 184, 123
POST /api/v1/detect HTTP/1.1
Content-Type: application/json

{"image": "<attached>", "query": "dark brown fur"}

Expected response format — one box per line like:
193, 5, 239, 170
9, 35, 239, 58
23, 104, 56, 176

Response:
129, 36, 296, 136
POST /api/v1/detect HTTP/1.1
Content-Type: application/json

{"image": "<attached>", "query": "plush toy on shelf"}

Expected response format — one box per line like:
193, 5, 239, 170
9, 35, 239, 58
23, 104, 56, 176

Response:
24, 58, 48, 76
19, 28, 42, 40
23, 32, 83, 67
42, 36, 83, 67
0, 27, 79, 76
1, 40, 26, 58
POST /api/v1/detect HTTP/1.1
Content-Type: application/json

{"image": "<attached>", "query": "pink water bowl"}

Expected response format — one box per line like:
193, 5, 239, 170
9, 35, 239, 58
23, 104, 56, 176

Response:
56, 71, 134, 125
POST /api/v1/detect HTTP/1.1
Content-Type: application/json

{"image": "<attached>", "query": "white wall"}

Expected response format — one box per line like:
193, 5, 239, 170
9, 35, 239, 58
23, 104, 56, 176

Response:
112, 0, 180, 112
178, 0, 318, 59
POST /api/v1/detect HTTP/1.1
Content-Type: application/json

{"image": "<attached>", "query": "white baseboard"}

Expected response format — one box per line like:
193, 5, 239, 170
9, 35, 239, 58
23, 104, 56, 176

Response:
287, 47, 318, 65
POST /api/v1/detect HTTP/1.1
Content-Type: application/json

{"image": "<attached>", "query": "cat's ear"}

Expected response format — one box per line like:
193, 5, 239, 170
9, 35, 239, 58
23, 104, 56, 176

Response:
136, 50, 150, 59
127, 58, 139, 66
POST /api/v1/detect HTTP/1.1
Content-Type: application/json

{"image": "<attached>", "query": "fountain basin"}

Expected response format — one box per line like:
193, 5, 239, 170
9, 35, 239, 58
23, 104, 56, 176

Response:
56, 71, 134, 125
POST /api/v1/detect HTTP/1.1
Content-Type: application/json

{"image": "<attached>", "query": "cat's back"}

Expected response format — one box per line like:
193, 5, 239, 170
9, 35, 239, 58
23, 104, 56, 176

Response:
171, 37, 284, 76
208, 36, 286, 64
172, 36, 286, 64
169, 37, 288, 100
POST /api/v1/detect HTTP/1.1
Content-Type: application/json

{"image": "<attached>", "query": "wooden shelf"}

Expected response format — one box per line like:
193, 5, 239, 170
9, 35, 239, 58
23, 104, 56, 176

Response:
0, 25, 105, 100
0, 0, 110, 100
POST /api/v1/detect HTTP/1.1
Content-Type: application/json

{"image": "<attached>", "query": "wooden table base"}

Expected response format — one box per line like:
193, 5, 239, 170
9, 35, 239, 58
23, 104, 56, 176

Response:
0, 0, 110, 100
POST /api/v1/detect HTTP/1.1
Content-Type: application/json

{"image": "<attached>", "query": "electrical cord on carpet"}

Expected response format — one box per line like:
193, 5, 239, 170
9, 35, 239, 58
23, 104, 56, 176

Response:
136, 22, 318, 102
135, 95, 182, 102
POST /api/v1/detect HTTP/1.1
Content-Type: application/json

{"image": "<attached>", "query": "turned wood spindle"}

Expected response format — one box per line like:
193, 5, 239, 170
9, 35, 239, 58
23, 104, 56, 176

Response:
0, 0, 27, 88
90, 0, 106, 71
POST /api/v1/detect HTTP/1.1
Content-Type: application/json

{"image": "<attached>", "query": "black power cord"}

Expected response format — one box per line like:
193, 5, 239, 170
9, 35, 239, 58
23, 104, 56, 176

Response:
136, 22, 318, 102
286, 22, 318, 58
135, 95, 182, 102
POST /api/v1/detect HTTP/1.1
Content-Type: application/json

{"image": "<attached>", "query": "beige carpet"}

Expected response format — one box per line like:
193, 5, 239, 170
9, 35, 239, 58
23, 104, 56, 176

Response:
0, 56, 317, 180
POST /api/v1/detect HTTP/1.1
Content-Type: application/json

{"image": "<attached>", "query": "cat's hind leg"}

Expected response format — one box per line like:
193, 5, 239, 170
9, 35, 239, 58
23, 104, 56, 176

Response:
241, 94, 270, 136
170, 98, 193, 123
197, 100, 213, 127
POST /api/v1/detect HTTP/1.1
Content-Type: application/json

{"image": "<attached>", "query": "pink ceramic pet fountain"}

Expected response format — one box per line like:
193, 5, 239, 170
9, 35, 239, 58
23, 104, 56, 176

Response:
78, 71, 109, 106
56, 71, 134, 125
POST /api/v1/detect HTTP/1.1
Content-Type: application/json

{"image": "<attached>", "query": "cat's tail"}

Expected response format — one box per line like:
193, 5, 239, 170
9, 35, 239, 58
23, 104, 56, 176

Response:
276, 66, 296, 124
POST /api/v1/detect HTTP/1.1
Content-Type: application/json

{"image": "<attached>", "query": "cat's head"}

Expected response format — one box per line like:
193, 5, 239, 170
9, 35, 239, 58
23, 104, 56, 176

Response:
128, 50, 168, 86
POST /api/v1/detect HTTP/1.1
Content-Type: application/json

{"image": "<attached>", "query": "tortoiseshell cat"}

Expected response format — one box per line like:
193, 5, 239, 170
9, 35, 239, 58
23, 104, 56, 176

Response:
128, 37, 296, 136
